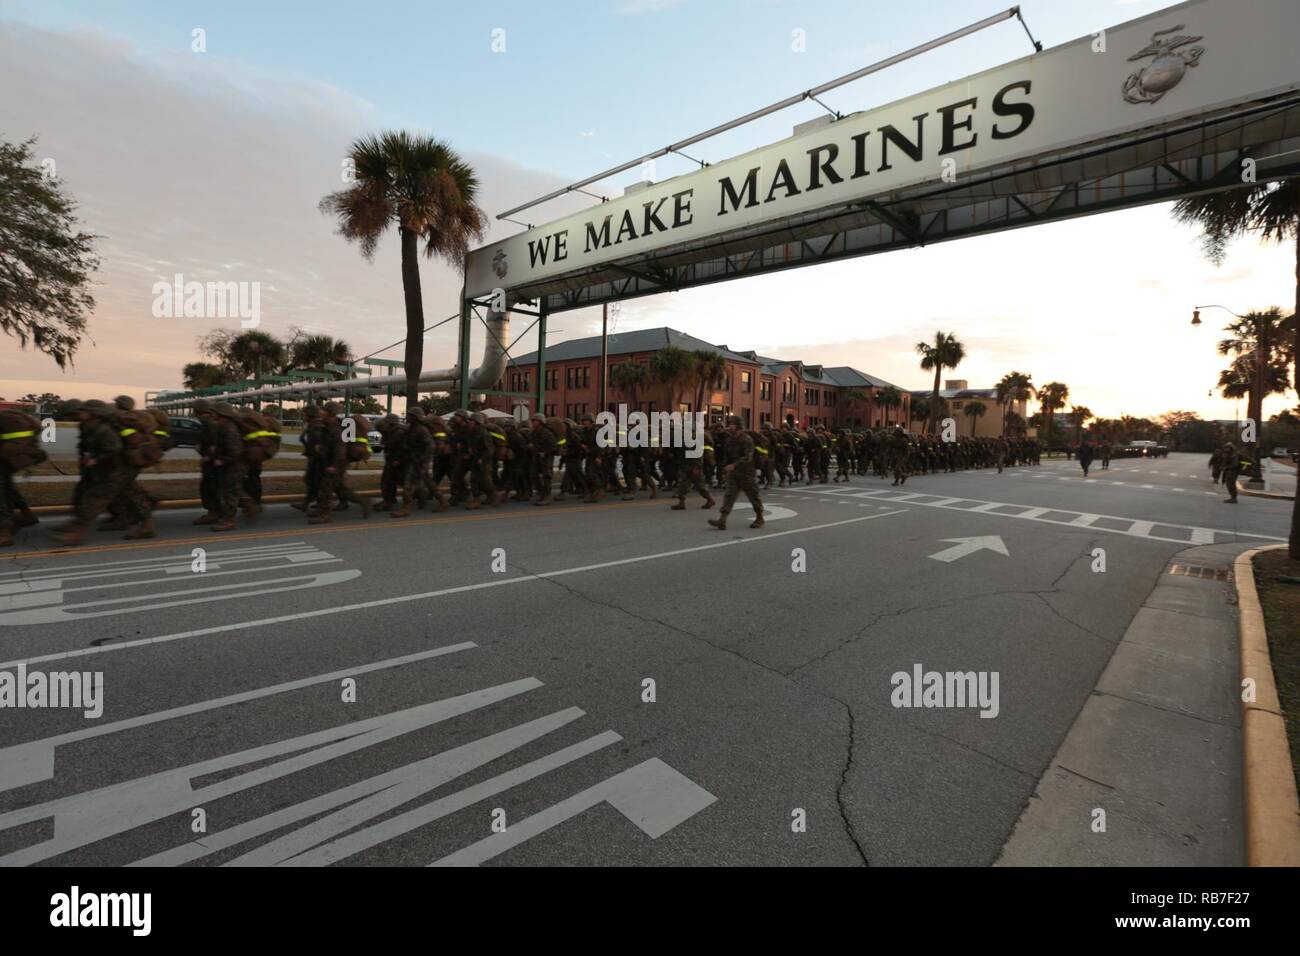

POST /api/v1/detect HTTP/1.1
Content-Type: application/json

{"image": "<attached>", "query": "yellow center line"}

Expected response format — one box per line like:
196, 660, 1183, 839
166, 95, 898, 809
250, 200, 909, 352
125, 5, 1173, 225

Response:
0, 500, 667, 562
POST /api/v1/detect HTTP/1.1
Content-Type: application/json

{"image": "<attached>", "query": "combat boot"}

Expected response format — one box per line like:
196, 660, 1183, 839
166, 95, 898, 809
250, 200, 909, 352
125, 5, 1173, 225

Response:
192, 512, 217, 525
53, 523, 88, 547
435, 493, 449, 512
390, 497, 411, 518
622, 488, 635, 501
359, 497, 372, 519
0, 527, 12, 547
708, 513, 728, 531
702, 496, 716, 509
670, 498, 686, 510
211, 518, 235, 532
465, 498, 481, 511
373, 500, 393, 512
125, 515, 156, 540
98, 515, 130, 532
590, 486, 604, 503
648, 482, 658, 500
749, 513, 766, 529
308, 511, 332, 523
243, 499, 262, 518
15, 508, 38, 528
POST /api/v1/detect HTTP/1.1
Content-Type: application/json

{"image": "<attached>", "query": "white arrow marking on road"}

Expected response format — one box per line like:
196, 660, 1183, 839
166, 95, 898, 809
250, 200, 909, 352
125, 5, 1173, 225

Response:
928, 536, 1009, 563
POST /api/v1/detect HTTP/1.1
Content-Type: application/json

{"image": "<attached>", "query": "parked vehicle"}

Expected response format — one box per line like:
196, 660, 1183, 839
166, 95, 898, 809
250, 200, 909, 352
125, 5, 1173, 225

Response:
167, 416, 203, 447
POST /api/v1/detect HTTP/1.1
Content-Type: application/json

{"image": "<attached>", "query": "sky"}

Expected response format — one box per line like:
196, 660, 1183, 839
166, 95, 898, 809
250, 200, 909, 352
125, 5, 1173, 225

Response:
0, 0, 1295, 421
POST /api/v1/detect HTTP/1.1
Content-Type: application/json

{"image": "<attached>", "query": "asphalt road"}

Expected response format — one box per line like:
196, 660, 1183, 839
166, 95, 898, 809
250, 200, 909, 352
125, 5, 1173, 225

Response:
0, 453, 1288, 866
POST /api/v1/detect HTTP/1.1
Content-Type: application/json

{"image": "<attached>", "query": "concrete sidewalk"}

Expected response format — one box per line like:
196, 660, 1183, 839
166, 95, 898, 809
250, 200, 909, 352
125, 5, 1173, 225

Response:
997, 542, 1247, 865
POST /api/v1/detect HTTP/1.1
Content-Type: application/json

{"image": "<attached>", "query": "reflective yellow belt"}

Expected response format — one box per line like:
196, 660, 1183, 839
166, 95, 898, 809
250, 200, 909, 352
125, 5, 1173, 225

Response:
119, 428, 137, 436
489, 431, 506, 441
0, 430, 35, 440
434, 431, 447, 438
703, 444, 713, 451
243, 430, 278, 439
152, 430, 169, 437
755, 445, 769, 456
556, 438, 567, 446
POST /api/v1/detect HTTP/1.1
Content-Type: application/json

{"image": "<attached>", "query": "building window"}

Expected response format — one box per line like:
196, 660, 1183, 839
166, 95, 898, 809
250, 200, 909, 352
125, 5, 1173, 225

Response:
679, 402, 691, 415
741, 371, 752, 394
805, 388, 819, 406
545, 369, 558, 390
722, 371, 731, 391
760, 380, 771, 401
742, 407, 751, 428
544, 404, 556, 417
824, 391, 836, 407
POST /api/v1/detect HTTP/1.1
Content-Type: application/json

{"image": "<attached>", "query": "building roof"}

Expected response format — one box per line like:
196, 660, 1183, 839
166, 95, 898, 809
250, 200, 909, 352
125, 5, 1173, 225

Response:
507, 327, 755, 366
505, 326, 903, 389
911, 387, 1001, 401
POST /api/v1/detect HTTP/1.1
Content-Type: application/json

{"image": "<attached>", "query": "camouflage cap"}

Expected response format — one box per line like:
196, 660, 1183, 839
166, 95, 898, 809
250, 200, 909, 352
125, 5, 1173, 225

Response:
530, 413, 545, 423
322, 402, 340, 415
450, 409, 469, 419
82, 399, 110, 415
470, 411, 487, 425
383, 413, 402, 425
114, 394, 135, 410
726, 415, 743, 428
192, 399, 212, 413
302, 405, 322, 419
406, 407, 425, 420
212, 402, 238, 417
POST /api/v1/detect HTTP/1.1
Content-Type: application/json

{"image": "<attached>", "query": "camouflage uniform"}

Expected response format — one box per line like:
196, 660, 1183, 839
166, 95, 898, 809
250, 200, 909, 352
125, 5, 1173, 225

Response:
708, 418, 764, 531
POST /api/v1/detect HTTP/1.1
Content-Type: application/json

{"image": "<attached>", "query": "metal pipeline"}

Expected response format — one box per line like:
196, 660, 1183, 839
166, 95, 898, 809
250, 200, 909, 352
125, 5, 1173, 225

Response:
157, 310, 511, 407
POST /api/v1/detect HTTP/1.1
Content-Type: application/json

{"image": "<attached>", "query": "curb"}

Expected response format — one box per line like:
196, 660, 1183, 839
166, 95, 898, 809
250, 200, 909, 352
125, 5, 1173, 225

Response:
29, 488, 383, 516
1240, 488, 1295, 501
1233, 545, 1300, 866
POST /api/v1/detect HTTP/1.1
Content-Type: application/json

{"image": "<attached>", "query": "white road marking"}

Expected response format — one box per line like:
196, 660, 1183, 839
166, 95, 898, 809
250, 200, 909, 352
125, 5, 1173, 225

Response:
0, 678, 543, 866
0, 509, 908, 669
0, 642, 476, 794
0, 543, 357, 626
1190, 528, 1215, 544
800, 488, 1283, 546
431, 758, 716, 867
928, 536, 1009, 563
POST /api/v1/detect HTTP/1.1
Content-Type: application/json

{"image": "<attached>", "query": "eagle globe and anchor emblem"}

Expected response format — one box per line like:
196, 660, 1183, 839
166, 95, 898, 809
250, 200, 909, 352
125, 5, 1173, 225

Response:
1122, 25, 1205, 104
492, 249, 509, 278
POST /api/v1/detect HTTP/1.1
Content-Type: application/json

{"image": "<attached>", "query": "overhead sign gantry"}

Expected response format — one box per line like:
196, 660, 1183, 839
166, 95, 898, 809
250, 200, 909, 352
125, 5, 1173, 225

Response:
460, 0, 1300, 411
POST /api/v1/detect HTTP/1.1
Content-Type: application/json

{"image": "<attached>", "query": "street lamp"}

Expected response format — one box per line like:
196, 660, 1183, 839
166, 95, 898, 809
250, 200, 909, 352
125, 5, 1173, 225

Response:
1193, 304, 1265, 485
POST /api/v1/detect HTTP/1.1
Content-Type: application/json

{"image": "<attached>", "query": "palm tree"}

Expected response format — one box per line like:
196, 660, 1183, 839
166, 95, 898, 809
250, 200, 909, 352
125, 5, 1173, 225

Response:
964, 400, 987, 435
877, 386, 902, 426
228, 330, 286, 380
915, 332, 965, 434
648, 346, 693, 412
1174, 180, 1300, 557
182, 361, 225, 390
1069, 405, 1093, 445
319, 131, 487, 405
995, 371, 1035, 436
609, 361, 648, 411
1215, 308, 1295, 473
691, 350, 727, 417
290, 334, 354, 374
1038, 382, 1070, 450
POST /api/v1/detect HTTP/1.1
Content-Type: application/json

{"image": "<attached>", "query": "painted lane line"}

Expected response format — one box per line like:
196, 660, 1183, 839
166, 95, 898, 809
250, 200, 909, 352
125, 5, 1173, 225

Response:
1190, 527, 1215, 544
0, 509, 909, 669
431, 758, 716, 867
0, 541, 319, 580
0, 642, 477, 794
276, 731, 625, 868
0, 678, 543, 866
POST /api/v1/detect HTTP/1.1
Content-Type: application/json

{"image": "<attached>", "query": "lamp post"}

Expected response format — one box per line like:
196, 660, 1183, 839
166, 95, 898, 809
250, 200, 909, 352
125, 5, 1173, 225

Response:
1193, 304, 1265, 485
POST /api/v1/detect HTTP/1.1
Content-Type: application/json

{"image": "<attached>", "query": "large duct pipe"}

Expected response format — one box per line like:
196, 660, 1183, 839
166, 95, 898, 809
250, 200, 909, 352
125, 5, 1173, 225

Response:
158, 310, 512, 407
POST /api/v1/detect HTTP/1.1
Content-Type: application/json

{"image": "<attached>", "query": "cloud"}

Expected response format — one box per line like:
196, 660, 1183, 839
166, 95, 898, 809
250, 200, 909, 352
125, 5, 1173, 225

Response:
0, 19, 574, 402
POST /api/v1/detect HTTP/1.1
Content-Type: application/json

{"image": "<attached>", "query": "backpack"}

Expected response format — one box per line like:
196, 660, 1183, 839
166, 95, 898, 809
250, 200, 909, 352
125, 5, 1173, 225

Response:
239, 410, 282, 465
146, 408, 173, 452
343, 414, 371, 463
116, 409, 163, 468
546, 416, 572, 452
0, 409, 47, 470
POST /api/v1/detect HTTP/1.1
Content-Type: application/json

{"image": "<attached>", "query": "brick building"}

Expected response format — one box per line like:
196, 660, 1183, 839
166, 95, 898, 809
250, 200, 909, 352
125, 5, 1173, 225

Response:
487, 326, 910, 429
909, 380, 1029, 437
